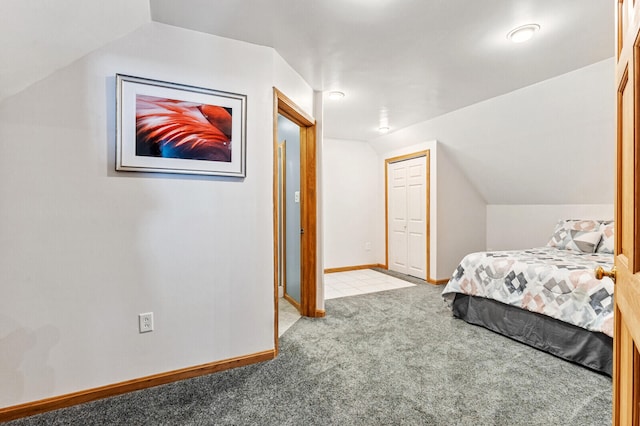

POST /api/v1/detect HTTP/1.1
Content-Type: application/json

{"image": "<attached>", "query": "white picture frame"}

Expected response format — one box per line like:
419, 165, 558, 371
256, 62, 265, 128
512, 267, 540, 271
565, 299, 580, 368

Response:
116, 74, 246, 177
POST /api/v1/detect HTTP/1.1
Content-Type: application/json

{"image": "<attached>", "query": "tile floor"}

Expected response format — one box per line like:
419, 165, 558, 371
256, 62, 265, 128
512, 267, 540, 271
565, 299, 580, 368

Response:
278, 298, 301, 337
278, 269, 415, 336
323, 268, 416, 299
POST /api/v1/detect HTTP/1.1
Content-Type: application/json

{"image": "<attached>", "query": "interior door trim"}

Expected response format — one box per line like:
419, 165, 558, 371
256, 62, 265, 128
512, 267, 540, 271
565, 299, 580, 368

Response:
272, 88, 321, 353
613, 2, 640, 422
384, 150, 436, 283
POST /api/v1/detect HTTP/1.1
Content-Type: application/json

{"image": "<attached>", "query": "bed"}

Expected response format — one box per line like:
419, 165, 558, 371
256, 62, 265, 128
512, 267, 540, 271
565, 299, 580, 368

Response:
441, 219, 615, 375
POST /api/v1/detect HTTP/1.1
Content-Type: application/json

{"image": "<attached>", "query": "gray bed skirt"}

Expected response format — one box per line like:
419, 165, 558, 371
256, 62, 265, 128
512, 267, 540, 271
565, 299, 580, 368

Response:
451, 293, 613, 376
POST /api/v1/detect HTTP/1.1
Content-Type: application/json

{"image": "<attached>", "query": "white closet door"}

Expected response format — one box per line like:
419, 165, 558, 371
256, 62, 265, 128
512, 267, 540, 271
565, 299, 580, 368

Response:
406, 159, 426, 278
389, 163, 409, 274
387, 156, 426, 280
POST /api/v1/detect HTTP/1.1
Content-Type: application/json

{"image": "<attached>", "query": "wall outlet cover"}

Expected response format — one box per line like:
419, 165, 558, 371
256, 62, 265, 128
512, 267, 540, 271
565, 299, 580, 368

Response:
138, 312, 154, 333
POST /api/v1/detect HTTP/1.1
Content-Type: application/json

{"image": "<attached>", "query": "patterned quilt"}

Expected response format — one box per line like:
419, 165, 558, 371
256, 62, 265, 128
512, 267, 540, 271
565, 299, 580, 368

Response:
441, 247, 615, 337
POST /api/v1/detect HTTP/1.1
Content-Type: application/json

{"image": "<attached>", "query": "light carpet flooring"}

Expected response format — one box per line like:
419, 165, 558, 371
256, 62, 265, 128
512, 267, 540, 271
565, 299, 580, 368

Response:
278, 269, 416, 335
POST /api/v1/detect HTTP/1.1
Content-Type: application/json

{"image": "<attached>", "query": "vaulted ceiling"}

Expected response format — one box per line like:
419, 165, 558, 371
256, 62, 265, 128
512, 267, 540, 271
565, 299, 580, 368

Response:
149, 0, 614, 141
2, 1, 613, 142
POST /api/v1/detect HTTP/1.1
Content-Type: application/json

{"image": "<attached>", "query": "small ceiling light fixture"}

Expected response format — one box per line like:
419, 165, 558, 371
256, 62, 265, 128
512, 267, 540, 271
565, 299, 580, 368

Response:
507, 24, 540, 43
327, 91, 345, 100
378, 126, 390, 134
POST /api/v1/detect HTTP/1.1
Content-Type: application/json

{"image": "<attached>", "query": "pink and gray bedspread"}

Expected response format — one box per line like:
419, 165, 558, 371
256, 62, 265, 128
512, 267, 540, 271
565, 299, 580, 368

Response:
441, 247, 615, 337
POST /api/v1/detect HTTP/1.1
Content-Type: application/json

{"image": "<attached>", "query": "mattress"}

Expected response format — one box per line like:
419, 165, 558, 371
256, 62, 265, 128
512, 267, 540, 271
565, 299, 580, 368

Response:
441, 247, 615, 338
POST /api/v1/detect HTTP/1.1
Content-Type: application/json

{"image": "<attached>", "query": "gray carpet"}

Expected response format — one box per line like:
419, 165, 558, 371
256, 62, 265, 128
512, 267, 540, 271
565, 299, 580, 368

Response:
7, 284, 612, 425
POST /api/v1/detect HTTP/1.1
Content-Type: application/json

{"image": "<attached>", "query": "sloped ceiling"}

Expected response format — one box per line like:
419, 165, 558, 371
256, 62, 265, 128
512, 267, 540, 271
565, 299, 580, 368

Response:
0, 0, 150, 102
150, 0, 614, 143
369, 59, 615, 205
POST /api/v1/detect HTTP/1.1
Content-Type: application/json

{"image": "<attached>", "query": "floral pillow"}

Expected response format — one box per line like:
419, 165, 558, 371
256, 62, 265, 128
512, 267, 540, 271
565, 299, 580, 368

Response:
546, 219, 603, 253
596, 221, 614, 254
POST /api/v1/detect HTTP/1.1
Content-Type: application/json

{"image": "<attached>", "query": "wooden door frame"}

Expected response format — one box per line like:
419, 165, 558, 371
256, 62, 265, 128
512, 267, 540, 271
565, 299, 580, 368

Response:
277, 141, 287, 298
384, 150, 437, 283
613, 1, 640, 423
272, 88, 320, 351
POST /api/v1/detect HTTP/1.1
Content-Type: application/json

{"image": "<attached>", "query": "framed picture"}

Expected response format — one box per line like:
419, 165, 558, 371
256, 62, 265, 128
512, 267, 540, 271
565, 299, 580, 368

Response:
116, 74, 246, 177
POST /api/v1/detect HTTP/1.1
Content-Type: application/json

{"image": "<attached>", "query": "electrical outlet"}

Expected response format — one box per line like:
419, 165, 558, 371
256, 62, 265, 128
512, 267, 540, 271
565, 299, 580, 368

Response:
364, 242, 372, 251
138, 312, 154, 333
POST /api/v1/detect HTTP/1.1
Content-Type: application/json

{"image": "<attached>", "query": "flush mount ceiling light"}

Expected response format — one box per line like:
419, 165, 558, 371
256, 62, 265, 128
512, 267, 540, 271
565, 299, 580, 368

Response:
378, 126, 390, 134
507, 24, 540, 43
327, 91, 345, 100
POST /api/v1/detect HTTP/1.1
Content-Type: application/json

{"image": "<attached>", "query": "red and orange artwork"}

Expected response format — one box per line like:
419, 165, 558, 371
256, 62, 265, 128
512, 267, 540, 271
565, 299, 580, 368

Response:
135, 95, 232, 162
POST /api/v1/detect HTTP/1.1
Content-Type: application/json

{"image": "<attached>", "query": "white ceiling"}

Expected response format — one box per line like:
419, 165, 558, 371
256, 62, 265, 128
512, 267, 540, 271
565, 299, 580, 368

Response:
150, 0, 614, 142
0, 1, 613, 142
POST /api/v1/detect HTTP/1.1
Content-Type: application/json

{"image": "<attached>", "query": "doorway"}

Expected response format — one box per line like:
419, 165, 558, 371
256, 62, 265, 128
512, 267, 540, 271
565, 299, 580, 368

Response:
385, 151, 430, 281
272, 88, 321, 351
277, 114, 302, 306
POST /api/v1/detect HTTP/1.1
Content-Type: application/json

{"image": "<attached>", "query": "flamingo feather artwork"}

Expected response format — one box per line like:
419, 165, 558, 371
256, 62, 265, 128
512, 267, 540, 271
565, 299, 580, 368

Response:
135, 95, 233, 162
116, 74, 246, 177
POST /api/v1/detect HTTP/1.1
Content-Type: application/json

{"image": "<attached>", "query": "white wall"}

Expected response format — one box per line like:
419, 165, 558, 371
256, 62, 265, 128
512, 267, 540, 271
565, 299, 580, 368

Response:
272, 54, 314, 115
435, 146, 486, 279
0, 22, 314, 408
486, 204, 614, 251
322, 138, 380, 269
